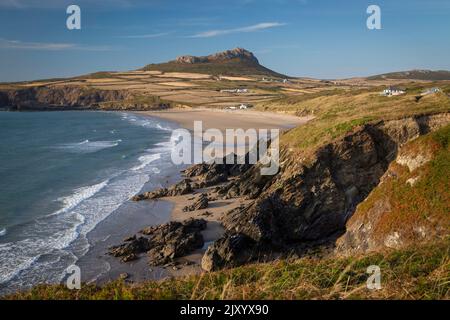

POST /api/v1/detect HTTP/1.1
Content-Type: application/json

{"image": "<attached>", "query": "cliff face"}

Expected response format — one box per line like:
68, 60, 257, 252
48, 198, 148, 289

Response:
335, 124, 449, 254
0, 86, 170, 111
200, 113, 450, 271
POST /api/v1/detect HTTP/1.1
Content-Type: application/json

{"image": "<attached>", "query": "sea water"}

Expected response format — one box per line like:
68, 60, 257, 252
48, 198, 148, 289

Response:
0, 111, 179, 293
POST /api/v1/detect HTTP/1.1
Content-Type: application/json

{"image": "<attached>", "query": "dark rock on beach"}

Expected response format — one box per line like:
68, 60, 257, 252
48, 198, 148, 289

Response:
109, 218, 207, 266
201, 233, 256, 272
132, 179, 192, 201
182, 193, 209, 212
109, 235, 151, 263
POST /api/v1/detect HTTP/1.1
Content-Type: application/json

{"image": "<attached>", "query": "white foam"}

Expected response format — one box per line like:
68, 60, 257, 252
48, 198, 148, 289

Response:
57, 140, 121, 153
0, 113, 179, 291
156, 123, 172, 131
0, 172, 149, 286
48, 180, 109, 217
0, 228, 6, 237
131, 153, 161, 171
121, 113, 173, 131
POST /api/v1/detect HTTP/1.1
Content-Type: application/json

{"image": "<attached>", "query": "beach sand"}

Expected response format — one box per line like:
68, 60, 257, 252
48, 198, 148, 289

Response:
136, 108, 313, 131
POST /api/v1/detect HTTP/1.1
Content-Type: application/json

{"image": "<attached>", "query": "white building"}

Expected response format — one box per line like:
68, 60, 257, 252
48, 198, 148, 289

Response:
421, 87, 441, 96
382, 87, 406, 96
220, 88, 249, 94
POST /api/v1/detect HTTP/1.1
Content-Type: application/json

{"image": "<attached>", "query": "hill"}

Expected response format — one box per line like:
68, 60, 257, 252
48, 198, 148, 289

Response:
141, 48, 287, 78
367, 69, 450, 81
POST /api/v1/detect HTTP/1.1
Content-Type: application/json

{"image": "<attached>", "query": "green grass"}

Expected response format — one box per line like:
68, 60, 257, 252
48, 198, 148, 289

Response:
264, 82, 450, 153
4, 240, 449, 300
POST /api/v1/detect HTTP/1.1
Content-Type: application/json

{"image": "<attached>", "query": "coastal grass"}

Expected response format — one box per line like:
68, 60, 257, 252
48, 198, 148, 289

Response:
5, 240, 449, 300
259, 82, 450, 152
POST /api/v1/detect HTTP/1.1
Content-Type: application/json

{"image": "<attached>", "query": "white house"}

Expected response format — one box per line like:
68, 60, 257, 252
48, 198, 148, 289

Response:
421, 87, 441, 96
239, 104, 249, 109
220, 88, 249, 94
382, 87, 406, 96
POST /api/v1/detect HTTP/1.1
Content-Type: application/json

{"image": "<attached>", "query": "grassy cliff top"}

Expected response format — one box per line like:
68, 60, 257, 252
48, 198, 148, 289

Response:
256, 82, 450, 152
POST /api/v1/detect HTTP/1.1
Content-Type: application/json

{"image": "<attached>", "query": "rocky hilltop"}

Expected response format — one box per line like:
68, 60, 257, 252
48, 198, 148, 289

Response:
174, 48, 259, 65
142, 48, 286, 77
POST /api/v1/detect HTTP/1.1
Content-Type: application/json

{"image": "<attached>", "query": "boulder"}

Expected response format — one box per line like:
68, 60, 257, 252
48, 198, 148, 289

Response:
201, 233, 255, 272
132, 179, 192, 201
108, 236, 151, 262
183, 193, 209, 212
110, 218, 207, 266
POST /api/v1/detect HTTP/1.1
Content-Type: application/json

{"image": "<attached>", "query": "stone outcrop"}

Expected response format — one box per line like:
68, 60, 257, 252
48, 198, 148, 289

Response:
175, 48, 259, 65
201, 113, 450, 271
201, 233, 256, 272
109, 218, 207, 266
183, 193, 209, 212
335, 124, 450, 255
132, 179, 192, 201
109, 235, 151, 263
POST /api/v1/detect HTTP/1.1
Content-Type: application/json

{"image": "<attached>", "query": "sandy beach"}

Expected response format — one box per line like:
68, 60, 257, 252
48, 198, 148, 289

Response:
77, 109, 312, 284
136, 108, 313, 131
109, 109, 313, 279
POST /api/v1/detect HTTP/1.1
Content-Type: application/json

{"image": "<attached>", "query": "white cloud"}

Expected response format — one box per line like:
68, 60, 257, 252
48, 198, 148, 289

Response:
0, 0, 140, 8
118, 32, 170, 39
188, 22, 286, 38
0, 38, 111, 51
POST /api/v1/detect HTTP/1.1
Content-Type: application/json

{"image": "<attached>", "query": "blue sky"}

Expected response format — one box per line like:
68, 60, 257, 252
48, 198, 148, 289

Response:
0, 0, 449, 81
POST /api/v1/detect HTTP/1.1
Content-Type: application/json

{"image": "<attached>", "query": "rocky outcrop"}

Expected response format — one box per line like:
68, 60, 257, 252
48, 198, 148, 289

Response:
132, 179, 193, 201
202, 113, 450, 271
335, 124, 450, 255
0, 86, 170, 111
175, 48, 259, 65
133, 154, 256, 201
183, 193, 209, 212
109, 235, 151, 262
109, 218, 207, 266
201, 233, 256, 272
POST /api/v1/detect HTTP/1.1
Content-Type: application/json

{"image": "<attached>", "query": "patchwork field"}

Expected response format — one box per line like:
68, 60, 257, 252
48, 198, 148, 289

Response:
2, 67, 449, 113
